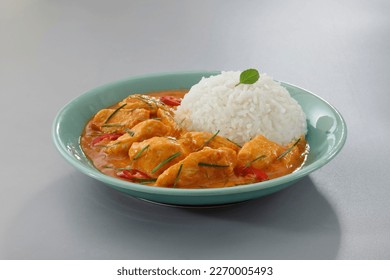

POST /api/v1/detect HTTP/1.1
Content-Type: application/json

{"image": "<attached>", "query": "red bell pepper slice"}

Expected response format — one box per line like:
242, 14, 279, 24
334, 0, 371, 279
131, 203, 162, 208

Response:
160, 96, 181, 106
250, 167, 269, 181
92, 133, 122, 146
235, 166, 268, 182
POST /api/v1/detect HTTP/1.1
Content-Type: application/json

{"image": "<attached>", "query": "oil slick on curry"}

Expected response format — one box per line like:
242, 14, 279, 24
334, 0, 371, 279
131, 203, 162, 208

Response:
80, 91, 309, 189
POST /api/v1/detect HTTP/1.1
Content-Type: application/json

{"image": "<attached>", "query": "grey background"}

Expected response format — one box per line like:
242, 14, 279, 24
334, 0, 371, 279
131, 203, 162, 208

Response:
1, 0, 389, 259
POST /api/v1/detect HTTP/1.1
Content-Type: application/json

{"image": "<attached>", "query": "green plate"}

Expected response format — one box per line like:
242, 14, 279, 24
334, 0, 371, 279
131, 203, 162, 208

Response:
52, 71, 347, 206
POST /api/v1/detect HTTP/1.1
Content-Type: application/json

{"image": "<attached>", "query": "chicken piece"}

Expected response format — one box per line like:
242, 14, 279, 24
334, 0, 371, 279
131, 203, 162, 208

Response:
178, 131, 241, 154
105, 119, 170, 156
156, 147, 237, 188
128, 137, 187, 178
119, 94, 159, 115
262, 136, 307, 179
156, 108, 182, 138
91, 108, 150, 133
236, 135, 284, 170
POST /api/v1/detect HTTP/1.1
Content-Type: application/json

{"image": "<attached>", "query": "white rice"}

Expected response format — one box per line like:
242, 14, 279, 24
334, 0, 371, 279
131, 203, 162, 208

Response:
174, 71, 307, 146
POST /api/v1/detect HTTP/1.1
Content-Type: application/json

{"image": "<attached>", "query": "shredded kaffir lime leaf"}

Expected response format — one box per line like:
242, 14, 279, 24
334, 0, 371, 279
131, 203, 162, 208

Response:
152, 152, 181, 173
104, 103, 126, 123
133, 144, 150, 160
198, 162, 229, 168
173, 164, 183, 188
277, 138, 301, 160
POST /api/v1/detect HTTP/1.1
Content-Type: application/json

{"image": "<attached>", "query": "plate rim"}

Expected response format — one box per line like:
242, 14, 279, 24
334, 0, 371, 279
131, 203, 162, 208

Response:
52, 71, 347, 198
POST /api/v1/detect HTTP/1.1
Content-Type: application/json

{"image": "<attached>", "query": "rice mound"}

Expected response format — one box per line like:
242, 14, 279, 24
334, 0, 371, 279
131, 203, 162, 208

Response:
174, 71, 307, 146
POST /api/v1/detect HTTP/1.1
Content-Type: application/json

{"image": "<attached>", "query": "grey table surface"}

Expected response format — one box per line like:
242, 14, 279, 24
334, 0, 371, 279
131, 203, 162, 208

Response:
1, 0, 389, 260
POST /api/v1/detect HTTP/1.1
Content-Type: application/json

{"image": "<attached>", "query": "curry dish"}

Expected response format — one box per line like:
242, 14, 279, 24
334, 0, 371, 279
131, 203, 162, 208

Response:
80, 90, 308, 188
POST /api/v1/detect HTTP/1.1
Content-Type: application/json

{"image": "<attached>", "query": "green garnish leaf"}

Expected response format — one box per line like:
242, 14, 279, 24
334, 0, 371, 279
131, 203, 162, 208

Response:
235, 68, 260, 86
115, 167, 134, 171
124, 128, 135, 137
133, 144, 150, 160
277, 138, 301, 160
245, 155, 266, 167
198, 162, 229, 168
226, 138, 242, 148
101, 123, 124, 128
152, 152, 181, 173
104, 103, 126, 124
173, 164, 183, 188
204, 130, 220, 147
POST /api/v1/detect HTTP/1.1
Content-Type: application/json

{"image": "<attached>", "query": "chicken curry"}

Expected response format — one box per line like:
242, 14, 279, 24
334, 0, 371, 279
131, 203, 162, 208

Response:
80, 90, 309, 188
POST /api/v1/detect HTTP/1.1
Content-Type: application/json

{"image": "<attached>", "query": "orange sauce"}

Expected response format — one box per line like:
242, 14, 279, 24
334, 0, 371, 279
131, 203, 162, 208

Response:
80, 90, 308, 188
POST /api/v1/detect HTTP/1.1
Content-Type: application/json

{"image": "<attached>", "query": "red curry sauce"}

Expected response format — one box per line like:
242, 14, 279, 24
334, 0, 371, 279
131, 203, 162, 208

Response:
80, 90, 308, 188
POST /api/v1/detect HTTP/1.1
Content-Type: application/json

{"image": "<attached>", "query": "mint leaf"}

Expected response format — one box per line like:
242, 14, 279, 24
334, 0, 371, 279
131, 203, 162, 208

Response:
236, 69, 260, 86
